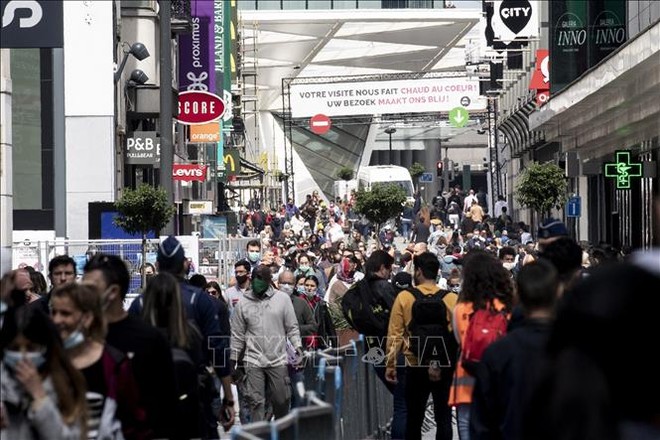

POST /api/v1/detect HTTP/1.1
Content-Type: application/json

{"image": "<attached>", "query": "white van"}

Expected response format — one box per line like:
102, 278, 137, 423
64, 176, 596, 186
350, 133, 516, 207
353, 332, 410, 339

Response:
356, 165, 415, 204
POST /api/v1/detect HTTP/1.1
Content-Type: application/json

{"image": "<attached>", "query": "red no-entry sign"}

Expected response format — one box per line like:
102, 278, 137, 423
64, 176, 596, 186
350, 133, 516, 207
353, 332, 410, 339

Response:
310, 114, 331, 135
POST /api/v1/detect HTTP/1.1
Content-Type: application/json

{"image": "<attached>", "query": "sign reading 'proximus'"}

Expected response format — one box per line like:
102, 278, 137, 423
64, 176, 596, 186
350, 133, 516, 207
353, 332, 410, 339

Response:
289, 77, 485, 118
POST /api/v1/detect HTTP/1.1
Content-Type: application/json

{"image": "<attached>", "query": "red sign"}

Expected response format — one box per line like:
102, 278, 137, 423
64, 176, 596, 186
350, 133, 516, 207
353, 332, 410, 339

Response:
177, 91, 226, 125
529, 49, 550, 106
172, 164, 208, 182
310, 114, 331, 135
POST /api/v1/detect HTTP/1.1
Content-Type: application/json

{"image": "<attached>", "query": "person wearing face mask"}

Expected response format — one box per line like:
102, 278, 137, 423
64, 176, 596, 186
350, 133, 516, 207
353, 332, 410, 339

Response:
0, 305, 87, 439
299, 275, 336, 350
83, 254, 178, 438
225, 260, 252, 315
246, 240, 262, 271
277, 271, 317, 409
50, 282, 149, 439
230, 265, 303, 422
499, 246, 518, 277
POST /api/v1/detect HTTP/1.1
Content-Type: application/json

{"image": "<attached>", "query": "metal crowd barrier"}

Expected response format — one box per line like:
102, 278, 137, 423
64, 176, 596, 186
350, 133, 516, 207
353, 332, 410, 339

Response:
231, 336, 393, 440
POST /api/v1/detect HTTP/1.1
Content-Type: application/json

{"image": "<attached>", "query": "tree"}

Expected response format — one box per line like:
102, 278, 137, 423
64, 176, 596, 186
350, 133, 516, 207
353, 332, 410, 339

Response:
336, 166, 355, 202
409, 162, 426, 191
114, 184, 176, 288
354, 183, 406, 243
515, 162, 567, 220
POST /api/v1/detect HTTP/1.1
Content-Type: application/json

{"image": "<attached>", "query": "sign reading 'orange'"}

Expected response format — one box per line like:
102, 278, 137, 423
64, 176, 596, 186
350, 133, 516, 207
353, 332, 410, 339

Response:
189, 122, 220, 143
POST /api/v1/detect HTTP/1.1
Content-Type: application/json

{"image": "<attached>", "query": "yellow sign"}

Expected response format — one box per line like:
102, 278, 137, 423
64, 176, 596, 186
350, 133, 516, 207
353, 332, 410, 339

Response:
223, 149, 241, 177
189, 122, 220, 143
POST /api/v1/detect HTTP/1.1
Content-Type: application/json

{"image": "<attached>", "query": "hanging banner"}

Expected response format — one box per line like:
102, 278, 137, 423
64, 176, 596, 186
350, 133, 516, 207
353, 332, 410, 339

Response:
550, 1, 589, 94
528, 49, 550, 106
490, 0, 539, 43
178, 0, 215, 92
290, 77, 485, 118
588, 1, 627, 66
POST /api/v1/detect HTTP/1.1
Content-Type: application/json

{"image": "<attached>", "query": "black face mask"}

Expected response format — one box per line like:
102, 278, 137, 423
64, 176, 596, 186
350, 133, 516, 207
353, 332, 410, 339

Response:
236, 274, 249, 285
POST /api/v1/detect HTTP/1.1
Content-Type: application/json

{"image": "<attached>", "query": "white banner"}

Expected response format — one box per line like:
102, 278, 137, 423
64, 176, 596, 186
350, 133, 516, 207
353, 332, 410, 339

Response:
290, 77, 486, 118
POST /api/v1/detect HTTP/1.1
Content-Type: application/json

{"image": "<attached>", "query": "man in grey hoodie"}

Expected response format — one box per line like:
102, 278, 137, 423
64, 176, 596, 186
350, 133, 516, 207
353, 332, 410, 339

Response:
230, 265, 303, 421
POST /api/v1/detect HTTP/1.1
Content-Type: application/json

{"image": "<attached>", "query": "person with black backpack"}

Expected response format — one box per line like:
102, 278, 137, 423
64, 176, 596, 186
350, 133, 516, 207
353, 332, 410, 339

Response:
341, 250, 405, 439
385, 252, 459, 440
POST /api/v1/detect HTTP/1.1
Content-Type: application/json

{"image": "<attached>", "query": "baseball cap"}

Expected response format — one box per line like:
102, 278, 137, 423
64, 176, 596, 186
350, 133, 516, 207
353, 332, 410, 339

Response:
538, 218, 568, 240
157, 235, 185, 270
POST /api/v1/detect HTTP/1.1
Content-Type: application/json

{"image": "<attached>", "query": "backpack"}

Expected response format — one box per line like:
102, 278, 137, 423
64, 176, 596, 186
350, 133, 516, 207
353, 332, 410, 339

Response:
460, 302, 508, 375
408, 288, 456, 367
171, 347, 203, 438
341, 279, 390, 337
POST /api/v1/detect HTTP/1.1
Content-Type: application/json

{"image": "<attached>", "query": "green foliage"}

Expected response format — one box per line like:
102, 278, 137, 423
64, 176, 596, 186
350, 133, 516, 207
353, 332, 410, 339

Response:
336, 166, 354, 181
354, 183, 406, 226
114, 184, 175, 236
515, 162, 567, 217
409, 162, 426, 180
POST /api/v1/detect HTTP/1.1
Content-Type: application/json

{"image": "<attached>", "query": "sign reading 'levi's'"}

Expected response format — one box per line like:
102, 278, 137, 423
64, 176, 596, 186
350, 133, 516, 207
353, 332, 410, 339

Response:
289, 77, 485, 118
177, 91, 226, 125
172, 164, 208, 182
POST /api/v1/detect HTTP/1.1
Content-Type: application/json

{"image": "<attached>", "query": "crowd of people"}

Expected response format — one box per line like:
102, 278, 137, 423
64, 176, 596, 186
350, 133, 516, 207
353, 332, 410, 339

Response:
1, 188, 659, 440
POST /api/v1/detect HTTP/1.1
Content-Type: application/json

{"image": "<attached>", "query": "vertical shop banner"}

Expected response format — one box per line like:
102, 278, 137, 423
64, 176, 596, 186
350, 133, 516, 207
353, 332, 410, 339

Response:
230, 0, 239, 84
550, 0, 589, 95
213, 0, 234, 169
179, 0, 215, 92
1, 0, 63, 48
589, 0, 627, 66
529, 49, 550, 106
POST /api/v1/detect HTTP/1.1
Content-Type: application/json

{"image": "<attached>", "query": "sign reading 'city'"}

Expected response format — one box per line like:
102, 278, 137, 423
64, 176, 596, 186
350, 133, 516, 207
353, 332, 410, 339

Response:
604, 151, 643, 190
290, 77, 485, 118
490, 0, 539, 43
177, 91, 226, 125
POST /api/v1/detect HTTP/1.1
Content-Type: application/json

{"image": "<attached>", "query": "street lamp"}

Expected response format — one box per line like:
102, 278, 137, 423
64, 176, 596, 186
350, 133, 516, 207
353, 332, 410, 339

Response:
385, 127, 396, 165
114, 42, 150, 83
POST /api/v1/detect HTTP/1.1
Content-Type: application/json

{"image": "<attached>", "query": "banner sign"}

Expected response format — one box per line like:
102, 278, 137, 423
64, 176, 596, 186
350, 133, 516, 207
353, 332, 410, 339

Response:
178, 0, 215, 92
490, 0, 539, 43
172, 164, 208, 182
290, 77, 485, 118
190, 122, 221, 143
589, 1, 626, 66
126, 131, 160, 165
1, 0, 63, 48
529, 49, 550, 106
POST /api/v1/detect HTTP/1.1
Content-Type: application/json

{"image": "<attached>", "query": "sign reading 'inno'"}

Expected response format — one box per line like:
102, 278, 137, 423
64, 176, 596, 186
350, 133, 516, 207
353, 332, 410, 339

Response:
177, 91, 226, 125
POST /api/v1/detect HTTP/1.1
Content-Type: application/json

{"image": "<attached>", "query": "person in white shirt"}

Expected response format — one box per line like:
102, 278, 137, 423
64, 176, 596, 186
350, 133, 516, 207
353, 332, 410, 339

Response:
463, 189, 478, 213
494, 195, 509, 218
224, 260, 251, 314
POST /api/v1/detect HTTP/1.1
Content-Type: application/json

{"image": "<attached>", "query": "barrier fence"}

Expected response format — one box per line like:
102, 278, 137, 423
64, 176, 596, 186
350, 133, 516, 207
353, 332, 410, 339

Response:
231, 335, 393, 440
10, 236, 255, 295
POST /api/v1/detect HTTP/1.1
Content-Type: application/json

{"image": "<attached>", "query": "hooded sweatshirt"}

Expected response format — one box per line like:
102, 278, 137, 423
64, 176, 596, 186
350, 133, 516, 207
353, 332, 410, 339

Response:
230, 287, 302, 368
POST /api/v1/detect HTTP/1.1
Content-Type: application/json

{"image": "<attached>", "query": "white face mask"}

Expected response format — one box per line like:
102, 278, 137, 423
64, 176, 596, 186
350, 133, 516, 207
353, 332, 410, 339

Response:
63, 329, 85, 350
279, 284, 294, 296
503, 262, 516, 271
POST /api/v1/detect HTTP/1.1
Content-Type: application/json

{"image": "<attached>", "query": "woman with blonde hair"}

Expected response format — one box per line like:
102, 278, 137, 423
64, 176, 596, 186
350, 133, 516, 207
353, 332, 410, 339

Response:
51, 282, 149, 439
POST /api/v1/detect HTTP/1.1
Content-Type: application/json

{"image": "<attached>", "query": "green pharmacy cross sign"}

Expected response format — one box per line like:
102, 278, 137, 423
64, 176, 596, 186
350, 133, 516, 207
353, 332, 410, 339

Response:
604, 151, 643, 189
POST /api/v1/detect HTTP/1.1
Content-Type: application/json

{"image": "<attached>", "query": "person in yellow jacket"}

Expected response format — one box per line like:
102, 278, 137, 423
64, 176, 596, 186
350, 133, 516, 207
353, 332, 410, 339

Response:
385, 252, 458, 440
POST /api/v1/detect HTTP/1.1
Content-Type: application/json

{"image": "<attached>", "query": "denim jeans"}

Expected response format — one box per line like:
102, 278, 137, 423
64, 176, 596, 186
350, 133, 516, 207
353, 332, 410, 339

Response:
372, 355, 407, 440
456, 403, 470, 440
289, 369, 306, 409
